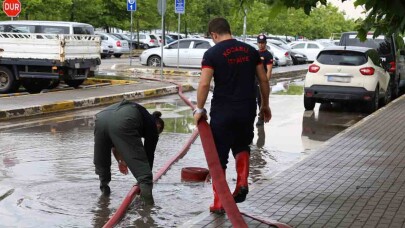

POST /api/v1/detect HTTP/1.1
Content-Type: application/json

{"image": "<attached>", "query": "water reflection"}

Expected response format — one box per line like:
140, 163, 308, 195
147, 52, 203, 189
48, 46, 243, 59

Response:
301, 103, 365, 151
92, 195, 112, 228
256, 125, 265, 148
143, 101, 195, 134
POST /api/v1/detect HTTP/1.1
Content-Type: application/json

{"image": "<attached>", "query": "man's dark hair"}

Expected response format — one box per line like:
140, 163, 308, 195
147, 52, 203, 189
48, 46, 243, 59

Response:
152, 111, 165, 134
208, 17, 231, 35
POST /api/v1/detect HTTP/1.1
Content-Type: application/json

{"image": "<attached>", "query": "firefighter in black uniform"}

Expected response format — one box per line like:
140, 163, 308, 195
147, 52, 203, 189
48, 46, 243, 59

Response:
256, 34, 273, 126
93, 99, 164, 205
194, 17, 272, 213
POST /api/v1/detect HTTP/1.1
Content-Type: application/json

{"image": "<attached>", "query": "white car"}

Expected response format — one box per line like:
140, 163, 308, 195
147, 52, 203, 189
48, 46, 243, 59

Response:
132, 33, 159, 49
304, 46, 391, 113
139, 38, 215, 68
95, 32, 130, 58
289, 41, 332, 62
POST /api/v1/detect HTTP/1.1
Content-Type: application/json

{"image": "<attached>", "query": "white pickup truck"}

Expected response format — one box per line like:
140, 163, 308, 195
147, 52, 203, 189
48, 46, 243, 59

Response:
0, 32, 101, 93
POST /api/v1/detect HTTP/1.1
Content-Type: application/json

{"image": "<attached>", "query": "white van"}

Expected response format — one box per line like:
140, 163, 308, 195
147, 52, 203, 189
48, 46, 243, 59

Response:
0, 20, 94, 34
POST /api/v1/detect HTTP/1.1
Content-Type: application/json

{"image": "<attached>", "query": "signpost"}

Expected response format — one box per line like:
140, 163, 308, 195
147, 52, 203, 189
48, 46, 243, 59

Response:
157, 0, 166, 79
127, 0, 136, 66
175, 0, 185, 68
127, 0, 136, 11
3, 0, 21, 18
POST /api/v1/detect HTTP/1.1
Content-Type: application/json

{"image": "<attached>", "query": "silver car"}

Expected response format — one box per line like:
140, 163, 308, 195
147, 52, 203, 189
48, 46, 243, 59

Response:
95, 32, 130, 58
100, 41, 114, 58
139, 38, 215, 68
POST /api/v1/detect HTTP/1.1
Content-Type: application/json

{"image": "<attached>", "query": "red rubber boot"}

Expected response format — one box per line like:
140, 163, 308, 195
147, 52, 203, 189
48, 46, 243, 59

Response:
233, 151, 249, 203
209, 171, 226, 214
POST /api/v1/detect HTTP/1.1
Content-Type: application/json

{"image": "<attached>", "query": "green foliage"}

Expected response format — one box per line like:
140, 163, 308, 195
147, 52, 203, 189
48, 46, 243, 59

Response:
0, 0, 361, 39
255, 0, 405, 40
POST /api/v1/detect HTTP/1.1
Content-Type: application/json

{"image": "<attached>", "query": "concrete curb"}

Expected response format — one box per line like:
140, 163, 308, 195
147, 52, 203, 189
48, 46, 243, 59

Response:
113, 64, 308, 78
0, 84, 193, 121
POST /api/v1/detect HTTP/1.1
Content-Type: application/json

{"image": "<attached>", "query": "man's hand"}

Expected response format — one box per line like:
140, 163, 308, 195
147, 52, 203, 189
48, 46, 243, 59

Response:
193, 108, 207, 125
118, 160, 128, 175
259, 106, 272, 123
194, 113, 208, 125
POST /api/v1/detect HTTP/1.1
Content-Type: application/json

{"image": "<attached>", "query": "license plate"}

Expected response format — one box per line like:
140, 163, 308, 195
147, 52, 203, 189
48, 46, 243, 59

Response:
327, 76, 351, 83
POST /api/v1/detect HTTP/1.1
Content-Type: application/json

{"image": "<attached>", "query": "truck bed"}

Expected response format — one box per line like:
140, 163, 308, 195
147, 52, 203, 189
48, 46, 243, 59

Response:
0, 33, 100, 62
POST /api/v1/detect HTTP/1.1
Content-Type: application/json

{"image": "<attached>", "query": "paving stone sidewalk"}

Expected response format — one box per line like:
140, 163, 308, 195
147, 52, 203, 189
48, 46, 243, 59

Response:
187, 96, 405, 228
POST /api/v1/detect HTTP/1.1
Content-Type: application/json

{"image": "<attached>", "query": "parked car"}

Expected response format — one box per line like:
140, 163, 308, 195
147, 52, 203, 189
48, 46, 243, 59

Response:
111, 33, 139, 49
132, 33, 159, 49
339, 31, 405, 98
245, 41, 275, 61
158, 35, 175, 45
139, 38, 215, 68
267, 42, 293, 66
167, 33, 184, 40
268, 39, 308, 65
289, 41, 332, 62
303, 46, 392, 113
100, 41, 114, 58
95, 32, 130, 58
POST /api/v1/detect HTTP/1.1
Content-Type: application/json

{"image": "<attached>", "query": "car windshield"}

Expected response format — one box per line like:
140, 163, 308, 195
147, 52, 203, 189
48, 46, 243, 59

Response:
268, 43, 287, 51
317, 50, 367, 66
342, 34, 392, 55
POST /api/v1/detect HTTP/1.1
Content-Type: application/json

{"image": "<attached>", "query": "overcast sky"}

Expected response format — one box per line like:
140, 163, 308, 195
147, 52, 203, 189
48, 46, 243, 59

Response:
329, 0, 366, 19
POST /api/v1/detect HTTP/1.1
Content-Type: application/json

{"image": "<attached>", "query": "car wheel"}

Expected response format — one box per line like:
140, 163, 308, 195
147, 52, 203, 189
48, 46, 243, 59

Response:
47, 79, 60, 89
114, 54, 122, 58
292, 56, 298, 65
391, 76, 399, 99
143, 44, 149, 49
304, 96, 315, 110
64, 79, 85, 88
0, 66, 19, 93
381, 80, 392, 106
147, 56, 161, 67
21, 79, 50, 94
365, 87, 379, 113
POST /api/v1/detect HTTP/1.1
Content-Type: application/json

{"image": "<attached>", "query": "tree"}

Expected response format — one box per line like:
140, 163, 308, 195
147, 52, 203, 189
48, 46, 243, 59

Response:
254, 0, 405, 39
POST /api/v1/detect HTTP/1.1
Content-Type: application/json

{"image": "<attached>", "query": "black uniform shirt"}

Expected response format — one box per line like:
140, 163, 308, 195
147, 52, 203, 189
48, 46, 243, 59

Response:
201, 39, 261, 105
259, 49, 273, 72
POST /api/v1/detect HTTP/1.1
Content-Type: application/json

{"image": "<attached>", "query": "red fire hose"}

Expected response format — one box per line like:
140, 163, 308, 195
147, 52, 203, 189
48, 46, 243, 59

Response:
103, 77, 290, 228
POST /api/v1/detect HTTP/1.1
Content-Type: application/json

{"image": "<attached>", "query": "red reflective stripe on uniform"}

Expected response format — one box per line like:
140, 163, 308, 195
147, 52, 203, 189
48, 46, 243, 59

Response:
202, 65, 213, 69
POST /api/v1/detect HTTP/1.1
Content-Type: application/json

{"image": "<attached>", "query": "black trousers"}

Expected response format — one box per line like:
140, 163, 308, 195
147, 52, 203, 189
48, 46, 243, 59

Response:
210, 100, 256, 169
93, 100, 152, 187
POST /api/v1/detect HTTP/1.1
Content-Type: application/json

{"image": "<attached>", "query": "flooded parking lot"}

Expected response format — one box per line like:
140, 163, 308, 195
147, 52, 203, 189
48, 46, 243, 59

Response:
0, 89, 366, 227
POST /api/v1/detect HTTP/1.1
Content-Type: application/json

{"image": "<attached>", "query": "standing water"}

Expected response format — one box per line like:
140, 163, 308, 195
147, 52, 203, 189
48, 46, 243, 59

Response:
0, 91, 363, 227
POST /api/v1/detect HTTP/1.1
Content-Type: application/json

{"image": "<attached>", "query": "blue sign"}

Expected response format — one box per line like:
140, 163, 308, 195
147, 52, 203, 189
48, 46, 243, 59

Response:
127, 0, 136, 11
175, 0, 185, 14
